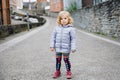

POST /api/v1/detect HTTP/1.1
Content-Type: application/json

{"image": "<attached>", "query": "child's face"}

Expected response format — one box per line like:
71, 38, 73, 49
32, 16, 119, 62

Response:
60, 15, 69, 26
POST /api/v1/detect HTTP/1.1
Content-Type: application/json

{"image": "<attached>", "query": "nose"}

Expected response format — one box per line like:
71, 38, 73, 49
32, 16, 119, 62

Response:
63, 19, 66, 21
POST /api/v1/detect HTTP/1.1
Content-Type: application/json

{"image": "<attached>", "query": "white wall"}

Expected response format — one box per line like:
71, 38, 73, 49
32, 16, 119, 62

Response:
63, 0, 71, 10
102, 0, 108, 2
17, 0, 23, 9
10, 0, 23, 9
94, 0, 108, 5
63, 0, 82, 10
75, 0, 82, 9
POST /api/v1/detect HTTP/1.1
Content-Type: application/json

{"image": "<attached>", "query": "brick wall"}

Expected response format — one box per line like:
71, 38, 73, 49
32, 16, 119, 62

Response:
82, 0, 93, 7
50, 0, 63, 12
37, 0, 47, 3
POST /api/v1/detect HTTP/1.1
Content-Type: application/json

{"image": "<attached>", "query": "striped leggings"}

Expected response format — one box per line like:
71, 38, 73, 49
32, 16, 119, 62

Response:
55, 52, 71, 71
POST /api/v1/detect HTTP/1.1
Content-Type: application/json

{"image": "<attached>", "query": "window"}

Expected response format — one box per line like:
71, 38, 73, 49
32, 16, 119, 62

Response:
102, 0, 108, 2
94, 0, 103, 5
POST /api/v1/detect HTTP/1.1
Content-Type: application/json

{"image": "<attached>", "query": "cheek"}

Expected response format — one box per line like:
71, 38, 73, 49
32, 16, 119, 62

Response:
61, 20, 63, 23
66, 19, 69, 23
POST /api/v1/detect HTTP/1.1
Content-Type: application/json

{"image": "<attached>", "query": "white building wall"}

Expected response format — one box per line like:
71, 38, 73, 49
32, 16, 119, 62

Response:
63, 0, 75, 10
17, 0, 23, 9
63, 0, 82, 10
10, 0, 23, 9
94, 0, 108, 5
102, 0, 109, 2
75, 0, 82, 9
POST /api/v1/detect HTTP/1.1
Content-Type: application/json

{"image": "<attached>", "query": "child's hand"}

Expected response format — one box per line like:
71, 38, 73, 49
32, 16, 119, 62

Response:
50, 48, 54, 52
71, 50, 76, 53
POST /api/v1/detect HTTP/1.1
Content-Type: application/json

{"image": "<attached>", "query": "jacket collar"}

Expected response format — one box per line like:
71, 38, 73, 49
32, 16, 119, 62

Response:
59, 24, 73, 28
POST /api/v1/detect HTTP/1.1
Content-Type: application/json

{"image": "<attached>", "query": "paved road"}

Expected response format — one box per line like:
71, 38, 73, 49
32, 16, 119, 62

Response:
0, 17, 120, 80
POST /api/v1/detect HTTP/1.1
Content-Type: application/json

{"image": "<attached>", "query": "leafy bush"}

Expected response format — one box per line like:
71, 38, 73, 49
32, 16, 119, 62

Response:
67, 3, 77, 13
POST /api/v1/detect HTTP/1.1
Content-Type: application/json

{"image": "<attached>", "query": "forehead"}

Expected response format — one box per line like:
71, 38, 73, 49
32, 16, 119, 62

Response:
60, 14, 69, 18
61, 14, 68, 18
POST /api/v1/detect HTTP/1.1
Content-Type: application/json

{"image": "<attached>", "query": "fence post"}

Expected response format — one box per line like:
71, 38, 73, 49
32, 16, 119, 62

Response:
26, 12, 30, 31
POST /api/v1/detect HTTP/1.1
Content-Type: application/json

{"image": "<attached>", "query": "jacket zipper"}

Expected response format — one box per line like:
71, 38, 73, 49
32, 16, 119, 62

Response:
60, 27, 63, 49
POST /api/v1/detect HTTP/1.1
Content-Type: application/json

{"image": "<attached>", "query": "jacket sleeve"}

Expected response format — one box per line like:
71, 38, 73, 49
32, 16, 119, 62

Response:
50, 28, 56, 48
70, 28, 76, 51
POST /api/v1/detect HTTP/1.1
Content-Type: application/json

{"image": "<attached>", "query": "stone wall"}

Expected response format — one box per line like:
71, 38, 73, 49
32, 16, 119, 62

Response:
72, 0, 120, 37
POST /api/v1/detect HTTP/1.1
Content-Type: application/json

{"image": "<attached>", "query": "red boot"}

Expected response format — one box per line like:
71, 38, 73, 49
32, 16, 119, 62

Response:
53, 70, 61, 78
66, 71, 72, 79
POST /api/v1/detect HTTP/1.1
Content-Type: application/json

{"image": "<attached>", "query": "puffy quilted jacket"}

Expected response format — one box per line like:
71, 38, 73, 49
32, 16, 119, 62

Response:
50, 24, 76, 53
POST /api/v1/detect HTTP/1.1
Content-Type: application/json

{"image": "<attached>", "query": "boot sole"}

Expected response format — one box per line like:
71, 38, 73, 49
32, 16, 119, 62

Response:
67, 77, 72, 79
53, 74, 61, 78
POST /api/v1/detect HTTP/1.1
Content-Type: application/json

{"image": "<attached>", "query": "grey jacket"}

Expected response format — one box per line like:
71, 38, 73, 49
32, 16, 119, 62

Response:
50, 24, 76, 53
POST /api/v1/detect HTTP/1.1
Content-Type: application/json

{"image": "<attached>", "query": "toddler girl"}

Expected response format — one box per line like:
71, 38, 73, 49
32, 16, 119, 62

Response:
50, 11, 76, 79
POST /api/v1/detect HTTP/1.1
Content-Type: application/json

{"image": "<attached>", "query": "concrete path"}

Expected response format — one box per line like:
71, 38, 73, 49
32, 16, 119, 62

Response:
0, 17, 120, 80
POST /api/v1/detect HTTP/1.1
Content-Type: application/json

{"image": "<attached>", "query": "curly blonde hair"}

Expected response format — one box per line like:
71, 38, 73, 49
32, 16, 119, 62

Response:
57, 11, 73, 25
